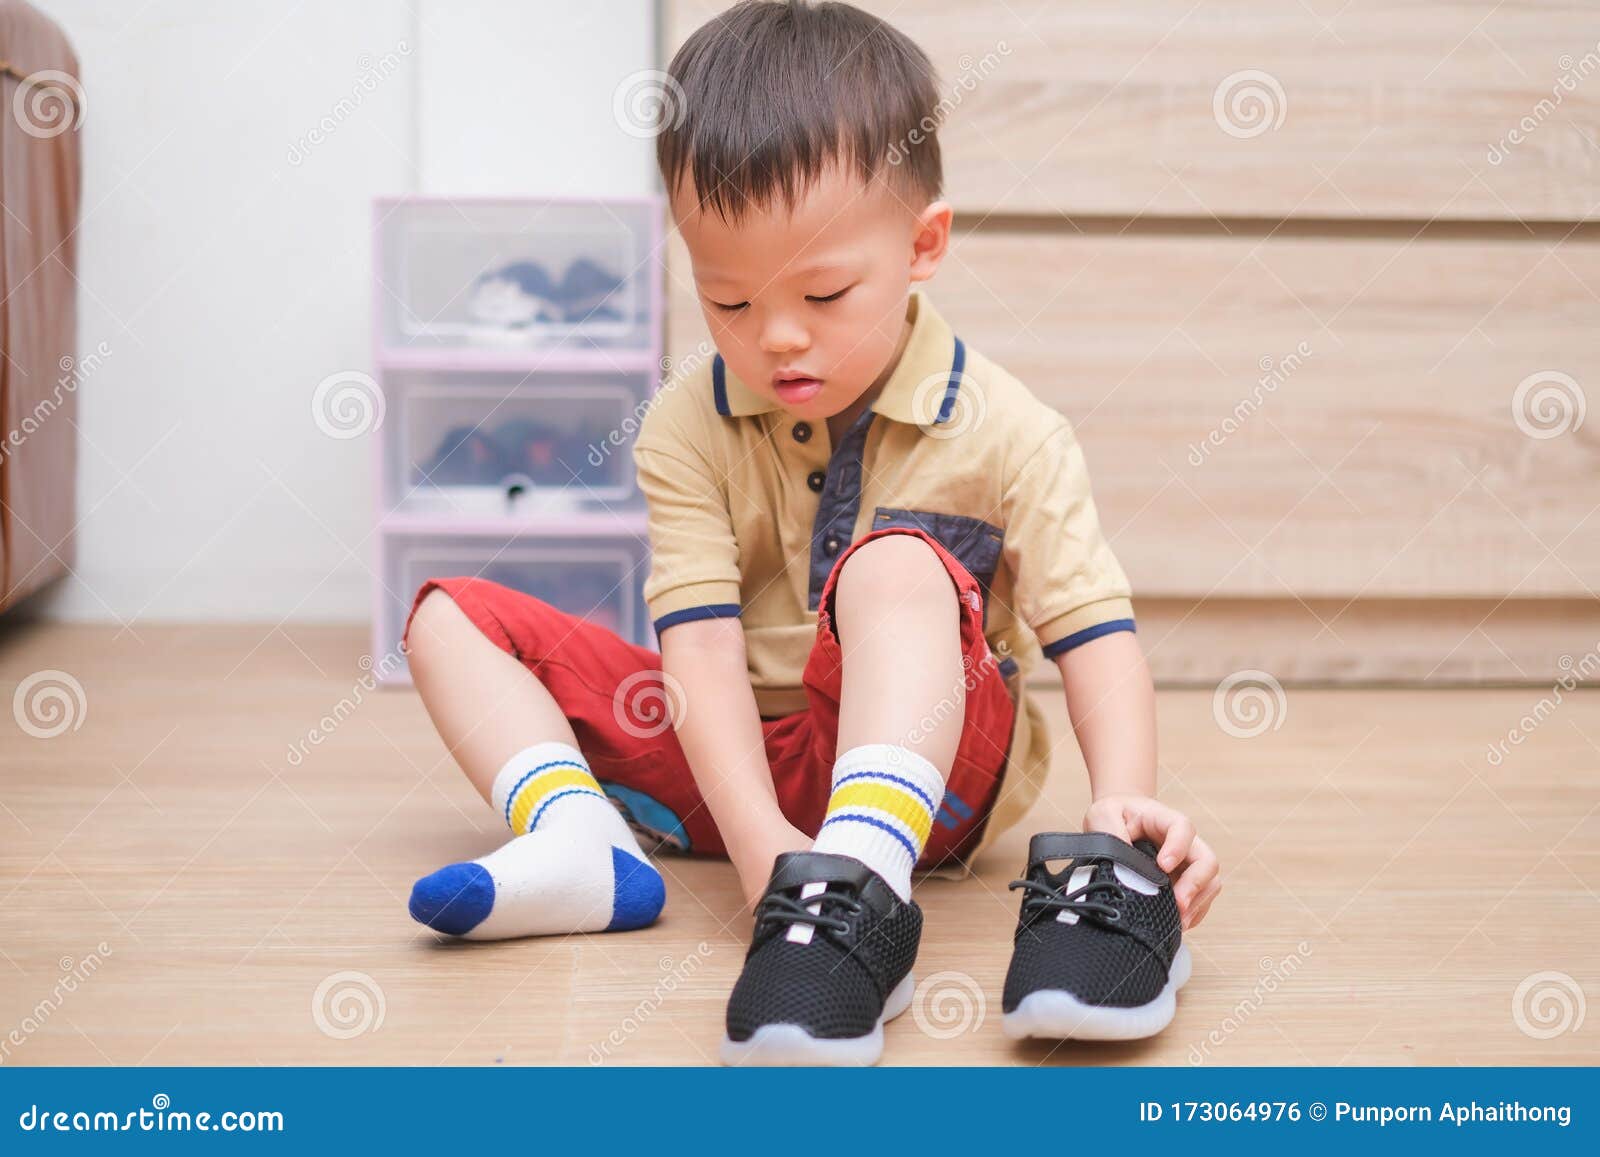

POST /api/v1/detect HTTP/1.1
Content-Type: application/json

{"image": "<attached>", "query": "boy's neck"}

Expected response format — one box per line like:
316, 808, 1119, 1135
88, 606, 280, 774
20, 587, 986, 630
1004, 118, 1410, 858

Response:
824, 310, 915, 445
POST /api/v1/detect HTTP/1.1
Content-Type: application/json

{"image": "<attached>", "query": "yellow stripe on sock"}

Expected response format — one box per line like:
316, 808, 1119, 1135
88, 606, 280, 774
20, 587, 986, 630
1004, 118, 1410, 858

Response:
508, 766, 602, 835
826, 781, 934, 847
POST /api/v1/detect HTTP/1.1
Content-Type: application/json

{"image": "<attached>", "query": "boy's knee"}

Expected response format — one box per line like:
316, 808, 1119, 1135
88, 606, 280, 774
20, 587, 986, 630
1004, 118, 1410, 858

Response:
404, 586, 466, 668
834, 532, 955, 615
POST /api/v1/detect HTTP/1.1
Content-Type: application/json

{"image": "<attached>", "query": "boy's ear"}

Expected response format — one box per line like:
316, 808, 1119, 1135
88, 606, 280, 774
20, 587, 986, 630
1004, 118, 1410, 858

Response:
909, 200, 954, 283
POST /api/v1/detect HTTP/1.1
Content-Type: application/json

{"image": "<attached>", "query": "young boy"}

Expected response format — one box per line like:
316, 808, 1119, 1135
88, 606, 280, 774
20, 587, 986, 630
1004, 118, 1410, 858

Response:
400, 0, 1219, 1064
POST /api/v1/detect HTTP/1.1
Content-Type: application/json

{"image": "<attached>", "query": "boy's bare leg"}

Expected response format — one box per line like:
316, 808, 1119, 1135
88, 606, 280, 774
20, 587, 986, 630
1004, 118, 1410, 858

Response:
406, 589, 580, 804
403, 588, 664, 939
721, 534, 964, 1062
832, 533, 964, 773
808, 533, 964, 899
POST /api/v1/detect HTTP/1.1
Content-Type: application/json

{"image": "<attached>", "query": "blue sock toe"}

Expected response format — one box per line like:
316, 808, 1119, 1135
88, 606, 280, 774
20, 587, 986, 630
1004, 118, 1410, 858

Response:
409, 862, 496, 936
606, 846, 665, 931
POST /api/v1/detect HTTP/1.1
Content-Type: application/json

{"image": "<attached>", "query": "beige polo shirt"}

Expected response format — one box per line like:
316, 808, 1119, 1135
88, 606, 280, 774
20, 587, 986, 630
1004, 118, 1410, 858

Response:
633, 293, 1134, 869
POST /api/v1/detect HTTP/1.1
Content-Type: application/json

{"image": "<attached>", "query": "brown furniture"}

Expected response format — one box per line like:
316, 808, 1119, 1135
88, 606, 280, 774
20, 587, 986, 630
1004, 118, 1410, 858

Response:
665, 1, 1600, 683
0, 0, 82, 613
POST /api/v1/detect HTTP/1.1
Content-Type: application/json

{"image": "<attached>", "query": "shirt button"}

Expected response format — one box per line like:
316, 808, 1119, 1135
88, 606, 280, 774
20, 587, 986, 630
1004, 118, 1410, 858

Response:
792, 422, 812, 443
823, 535, 841, 556
807, 470, 826, 493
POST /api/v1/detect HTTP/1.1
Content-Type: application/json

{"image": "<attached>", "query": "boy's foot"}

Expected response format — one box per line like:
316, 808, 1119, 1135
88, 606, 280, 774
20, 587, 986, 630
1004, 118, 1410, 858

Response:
1002, 832, 1190, 1041
408, 742, 666, 940
721, 851, 921, 1066
408, 829, 664, 940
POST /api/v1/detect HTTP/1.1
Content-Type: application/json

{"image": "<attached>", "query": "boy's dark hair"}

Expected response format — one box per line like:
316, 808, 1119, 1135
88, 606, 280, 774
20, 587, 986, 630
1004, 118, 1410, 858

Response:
657, 0, 942, 220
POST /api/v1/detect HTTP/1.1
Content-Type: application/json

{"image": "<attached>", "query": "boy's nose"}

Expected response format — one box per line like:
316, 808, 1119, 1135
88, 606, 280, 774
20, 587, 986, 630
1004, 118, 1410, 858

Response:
758, 314, 810, 354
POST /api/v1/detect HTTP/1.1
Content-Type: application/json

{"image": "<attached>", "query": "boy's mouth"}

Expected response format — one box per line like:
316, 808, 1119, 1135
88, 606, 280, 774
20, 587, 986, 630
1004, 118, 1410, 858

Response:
772, 372, 823, 405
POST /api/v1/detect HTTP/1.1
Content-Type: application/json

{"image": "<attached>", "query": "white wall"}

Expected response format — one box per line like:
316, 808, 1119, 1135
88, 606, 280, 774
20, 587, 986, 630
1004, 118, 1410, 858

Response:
417, 1, 659, 195
28, 0, 659, 623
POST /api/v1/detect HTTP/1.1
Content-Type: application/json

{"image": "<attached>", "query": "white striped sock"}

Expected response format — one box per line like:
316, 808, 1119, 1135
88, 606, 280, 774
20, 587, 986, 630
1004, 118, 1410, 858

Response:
810, 743, 945, 901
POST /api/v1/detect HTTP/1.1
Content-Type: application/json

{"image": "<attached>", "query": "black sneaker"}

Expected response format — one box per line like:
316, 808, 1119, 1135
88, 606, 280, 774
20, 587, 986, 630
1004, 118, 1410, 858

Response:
720, 851, 921, 1066
1002, 832, 1190, 1040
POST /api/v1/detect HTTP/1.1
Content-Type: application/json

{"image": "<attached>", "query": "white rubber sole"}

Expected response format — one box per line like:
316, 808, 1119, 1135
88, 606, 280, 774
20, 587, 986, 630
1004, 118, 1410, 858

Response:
1002, 944, 1192, 1042
719, 972, 916, 1066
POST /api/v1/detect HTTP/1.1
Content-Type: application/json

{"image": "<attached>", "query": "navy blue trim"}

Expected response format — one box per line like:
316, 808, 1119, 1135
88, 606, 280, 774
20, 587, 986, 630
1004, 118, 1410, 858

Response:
997, 655, 1020, 679
805, 335, 969, 610
652, 603, 741, 634
934, 337, 966, 424
1040, 618, 1137, 658
711, 355, 730, 416
806, 408, 876, 611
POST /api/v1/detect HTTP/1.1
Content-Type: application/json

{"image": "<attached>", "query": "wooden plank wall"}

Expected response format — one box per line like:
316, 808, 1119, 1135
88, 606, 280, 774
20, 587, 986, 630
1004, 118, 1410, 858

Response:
662, 1, 1600, 683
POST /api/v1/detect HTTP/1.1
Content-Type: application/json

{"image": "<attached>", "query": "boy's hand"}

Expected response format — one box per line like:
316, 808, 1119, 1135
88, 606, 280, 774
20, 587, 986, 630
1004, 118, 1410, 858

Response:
729, 817, 813, 911
1083, 794, 1221, 930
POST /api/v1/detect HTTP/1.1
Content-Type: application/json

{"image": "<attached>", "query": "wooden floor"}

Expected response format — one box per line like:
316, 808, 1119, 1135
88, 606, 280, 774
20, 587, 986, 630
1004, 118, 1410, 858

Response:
1, 619, 1596, 1066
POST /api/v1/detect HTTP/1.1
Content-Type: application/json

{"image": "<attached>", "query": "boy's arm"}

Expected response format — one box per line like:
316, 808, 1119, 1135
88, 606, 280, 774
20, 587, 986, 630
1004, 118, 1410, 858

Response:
1054, 630, 1221, 929
1056, 628, 1156, 798
1000, 411, 1221, 928
634, 399, 805, 907
660, 617, 810, 908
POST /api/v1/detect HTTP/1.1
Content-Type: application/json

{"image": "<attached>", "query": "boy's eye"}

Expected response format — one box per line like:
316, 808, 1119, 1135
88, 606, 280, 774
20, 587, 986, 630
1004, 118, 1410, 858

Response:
708, 298, 749, 313
806, 286, 852, 304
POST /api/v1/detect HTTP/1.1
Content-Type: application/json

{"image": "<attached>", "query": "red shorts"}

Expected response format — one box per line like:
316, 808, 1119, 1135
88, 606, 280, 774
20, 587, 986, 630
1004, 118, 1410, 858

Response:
400, 526, 1016, 866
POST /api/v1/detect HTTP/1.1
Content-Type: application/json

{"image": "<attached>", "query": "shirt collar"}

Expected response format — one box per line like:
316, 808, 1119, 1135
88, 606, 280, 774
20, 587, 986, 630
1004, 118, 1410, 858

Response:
711, 292, 966, 428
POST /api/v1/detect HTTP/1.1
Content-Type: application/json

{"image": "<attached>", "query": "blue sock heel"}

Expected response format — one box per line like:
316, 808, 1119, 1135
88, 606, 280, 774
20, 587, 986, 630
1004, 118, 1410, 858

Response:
606, 846, 666, 931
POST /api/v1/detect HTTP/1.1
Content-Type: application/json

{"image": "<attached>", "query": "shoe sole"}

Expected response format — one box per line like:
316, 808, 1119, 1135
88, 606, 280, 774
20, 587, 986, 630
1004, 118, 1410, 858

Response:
1002, 943, 1192, 1042
718, 972, 916, 1066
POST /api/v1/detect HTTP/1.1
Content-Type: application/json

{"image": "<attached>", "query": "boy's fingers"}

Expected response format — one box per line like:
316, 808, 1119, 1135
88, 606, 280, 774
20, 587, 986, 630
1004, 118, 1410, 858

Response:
1119, 802, 1160, 846
1172, 837, 1219, 908
1119, 801, 1192, 872
1084, 800, 1131, 842
1154, 814, 1195, 873
1183, 878, 1223, 929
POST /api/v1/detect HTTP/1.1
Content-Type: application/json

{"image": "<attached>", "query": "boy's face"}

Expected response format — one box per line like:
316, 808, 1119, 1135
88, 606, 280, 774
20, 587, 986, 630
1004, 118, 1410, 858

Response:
671, 166, 951, 421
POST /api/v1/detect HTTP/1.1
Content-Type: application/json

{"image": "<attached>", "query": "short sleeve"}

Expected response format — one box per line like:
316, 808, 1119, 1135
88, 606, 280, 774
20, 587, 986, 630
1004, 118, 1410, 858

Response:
1001, 416, 1135, 657
633, 403, 743, 635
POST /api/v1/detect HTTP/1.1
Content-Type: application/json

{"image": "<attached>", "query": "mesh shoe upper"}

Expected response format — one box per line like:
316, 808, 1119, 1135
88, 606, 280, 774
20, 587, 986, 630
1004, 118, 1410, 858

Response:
725, 852, 922, 1042
1002, 833, 1183, 1012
